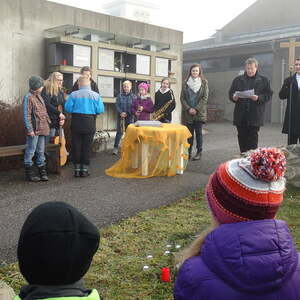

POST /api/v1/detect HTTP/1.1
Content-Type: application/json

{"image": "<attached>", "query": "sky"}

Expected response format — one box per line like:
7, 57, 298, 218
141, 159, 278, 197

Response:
48, 0, 257, 43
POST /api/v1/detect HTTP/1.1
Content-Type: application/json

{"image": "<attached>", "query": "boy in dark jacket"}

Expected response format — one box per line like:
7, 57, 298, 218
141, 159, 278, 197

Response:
23, 76, 51, 182
112, 80, 136, 155
14, 201, 103, 300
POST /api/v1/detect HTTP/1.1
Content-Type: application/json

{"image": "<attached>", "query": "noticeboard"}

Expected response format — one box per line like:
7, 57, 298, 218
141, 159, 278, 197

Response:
73, 45, 91, 67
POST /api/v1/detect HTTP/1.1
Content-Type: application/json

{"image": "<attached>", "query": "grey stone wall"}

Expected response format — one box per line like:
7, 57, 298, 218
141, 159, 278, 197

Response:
0, 0, 183, 124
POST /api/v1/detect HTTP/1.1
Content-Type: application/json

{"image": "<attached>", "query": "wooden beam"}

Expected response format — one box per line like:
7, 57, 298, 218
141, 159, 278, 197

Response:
280, 38, 300, 70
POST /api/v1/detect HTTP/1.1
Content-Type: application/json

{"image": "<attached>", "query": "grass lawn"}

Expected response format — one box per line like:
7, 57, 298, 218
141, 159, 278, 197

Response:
1, 186, 300, 300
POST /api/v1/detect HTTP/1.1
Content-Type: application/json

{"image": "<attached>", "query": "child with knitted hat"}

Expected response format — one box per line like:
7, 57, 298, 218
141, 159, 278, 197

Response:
23, 75, 51, 182
131, 82, 154, 121
174, 148, 300, 300
14, 201, 103, 300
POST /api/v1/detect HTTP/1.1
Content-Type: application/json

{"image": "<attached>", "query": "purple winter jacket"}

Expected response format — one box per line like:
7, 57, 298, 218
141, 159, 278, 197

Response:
174, 219, 300, 300
131, 96, 154, 121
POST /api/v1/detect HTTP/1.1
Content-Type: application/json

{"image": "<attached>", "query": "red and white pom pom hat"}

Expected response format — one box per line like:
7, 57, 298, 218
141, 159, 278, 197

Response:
206, 148, 286, 224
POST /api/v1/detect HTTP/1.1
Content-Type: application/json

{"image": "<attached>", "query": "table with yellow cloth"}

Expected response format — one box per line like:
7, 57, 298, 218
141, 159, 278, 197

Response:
105, 124, 192, 178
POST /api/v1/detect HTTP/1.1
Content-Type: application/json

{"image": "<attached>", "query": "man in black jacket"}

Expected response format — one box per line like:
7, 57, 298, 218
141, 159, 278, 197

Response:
279, 57, 300, 145
229, 58, 273, 153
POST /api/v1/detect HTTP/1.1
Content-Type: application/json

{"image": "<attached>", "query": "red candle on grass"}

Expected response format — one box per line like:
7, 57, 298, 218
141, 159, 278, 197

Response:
161, 267, 171, 282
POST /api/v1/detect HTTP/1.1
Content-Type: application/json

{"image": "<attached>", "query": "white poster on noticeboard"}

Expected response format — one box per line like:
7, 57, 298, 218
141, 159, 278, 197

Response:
136, 54, 150, 75
98, 76, 114, 97
98, 48, 114, 71
155, 81, 161, 92
73, 45, 91, 67
156, 57, 168, 77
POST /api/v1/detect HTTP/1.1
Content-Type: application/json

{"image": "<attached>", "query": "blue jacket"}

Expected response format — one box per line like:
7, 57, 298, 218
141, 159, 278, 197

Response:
116, 92, 136, 114
174, 219, 300, 300
64, 86, 104, 115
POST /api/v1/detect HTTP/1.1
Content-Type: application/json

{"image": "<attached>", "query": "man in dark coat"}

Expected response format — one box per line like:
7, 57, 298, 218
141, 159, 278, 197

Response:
229, 58, 273, 153
279, 57, 300, 144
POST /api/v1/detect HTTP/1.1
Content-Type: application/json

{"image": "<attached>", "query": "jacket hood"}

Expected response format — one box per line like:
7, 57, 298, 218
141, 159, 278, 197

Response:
201, 219, 298, 293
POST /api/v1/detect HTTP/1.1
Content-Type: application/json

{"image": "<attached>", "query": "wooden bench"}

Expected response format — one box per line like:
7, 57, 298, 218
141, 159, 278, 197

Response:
0, 143, 61, 174
207, 103, 224, 122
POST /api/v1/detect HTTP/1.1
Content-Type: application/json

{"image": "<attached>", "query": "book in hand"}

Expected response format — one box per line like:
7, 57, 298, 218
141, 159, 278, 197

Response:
134, 120, 162, 127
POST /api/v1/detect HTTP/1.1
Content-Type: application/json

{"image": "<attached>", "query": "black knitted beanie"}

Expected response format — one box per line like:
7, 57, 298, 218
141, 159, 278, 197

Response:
17, 201, 100, 285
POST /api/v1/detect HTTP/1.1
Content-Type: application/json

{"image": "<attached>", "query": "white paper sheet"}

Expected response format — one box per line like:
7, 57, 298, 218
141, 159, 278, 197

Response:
234, 89, 255, 98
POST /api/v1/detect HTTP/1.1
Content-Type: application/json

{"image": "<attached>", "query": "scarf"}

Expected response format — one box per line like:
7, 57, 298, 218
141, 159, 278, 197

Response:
159, 88, 170, 94
187, 76, 202, 93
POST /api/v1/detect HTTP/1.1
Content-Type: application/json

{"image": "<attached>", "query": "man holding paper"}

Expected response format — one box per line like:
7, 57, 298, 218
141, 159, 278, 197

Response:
229, 58, 273, 153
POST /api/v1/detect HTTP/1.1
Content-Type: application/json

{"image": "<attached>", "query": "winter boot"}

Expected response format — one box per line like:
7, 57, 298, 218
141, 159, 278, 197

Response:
38, 165, 49, 181
192, 151, 202, 161
25, 165, 40, 182
112, 147, 118, 155
80, 164, 90, 177
74, 164, 81, 177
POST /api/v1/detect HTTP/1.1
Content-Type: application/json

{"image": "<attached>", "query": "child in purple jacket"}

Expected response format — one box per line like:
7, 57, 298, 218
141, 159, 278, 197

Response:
174, 148, 300, 300
131, 82, 154, 121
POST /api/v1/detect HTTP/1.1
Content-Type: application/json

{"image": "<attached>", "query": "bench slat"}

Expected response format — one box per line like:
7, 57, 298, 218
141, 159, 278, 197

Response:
0, 143, 61, 174
0, 144, 59, 157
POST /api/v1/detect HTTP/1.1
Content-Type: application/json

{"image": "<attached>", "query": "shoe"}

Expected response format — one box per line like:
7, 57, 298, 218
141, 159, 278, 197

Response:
192, 151, 202, 161
25, 165, 40, 182
80, 164, 90, 177
38, 165, 49, 181
74, 164, 81, 177
112, 148, 118, 155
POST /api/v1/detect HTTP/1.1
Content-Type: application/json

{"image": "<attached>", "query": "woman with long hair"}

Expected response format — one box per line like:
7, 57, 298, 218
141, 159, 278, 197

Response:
181, 64, 208, 160
41, 72, 65, 141
174, 148, 300, 300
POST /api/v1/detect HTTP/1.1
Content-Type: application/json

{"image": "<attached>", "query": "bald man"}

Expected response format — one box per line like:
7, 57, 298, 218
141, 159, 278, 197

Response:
65, 75, 104, 177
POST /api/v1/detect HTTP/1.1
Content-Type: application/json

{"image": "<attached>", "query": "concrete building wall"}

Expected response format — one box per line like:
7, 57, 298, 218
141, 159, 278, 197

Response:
205, 70, 238, 121
0, 0, 183, 123
221, 0, 300, 38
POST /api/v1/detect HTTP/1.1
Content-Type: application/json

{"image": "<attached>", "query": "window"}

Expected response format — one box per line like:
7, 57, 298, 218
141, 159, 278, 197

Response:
136, 54, 150, 75
73, 45, 91, 67
123, 53, 136, 73
98, 76, 114, 97
98, 48, 114, 71
156, 57, 168, 77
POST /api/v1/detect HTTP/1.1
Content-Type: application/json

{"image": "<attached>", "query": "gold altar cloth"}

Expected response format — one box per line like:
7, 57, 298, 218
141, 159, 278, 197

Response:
105, 124, 191, 178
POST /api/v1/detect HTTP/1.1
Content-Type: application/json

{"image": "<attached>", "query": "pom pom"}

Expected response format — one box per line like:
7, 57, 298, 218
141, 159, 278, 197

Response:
249, 148, 286, 182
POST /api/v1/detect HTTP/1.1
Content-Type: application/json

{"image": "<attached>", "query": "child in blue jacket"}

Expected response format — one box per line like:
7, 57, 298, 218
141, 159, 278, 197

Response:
65, 75, 104, 177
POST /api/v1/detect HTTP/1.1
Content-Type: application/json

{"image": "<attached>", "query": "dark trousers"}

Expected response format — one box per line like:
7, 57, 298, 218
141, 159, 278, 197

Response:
288, 135, 300, 145
71, 131, 94, 165
114, 115, 132, 148
186, 121, 203, 153
236, 125, 260, 153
